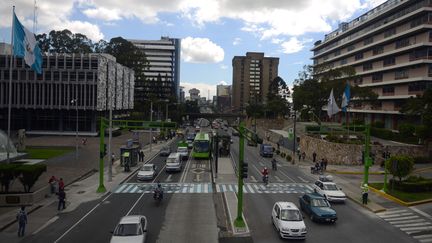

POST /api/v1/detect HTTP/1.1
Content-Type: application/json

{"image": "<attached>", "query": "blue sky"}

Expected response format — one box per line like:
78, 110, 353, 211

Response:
0, 0, 386, 98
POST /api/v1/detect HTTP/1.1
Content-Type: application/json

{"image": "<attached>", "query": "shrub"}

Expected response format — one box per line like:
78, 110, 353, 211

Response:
385, 155, 414, 182
306, 125, 321, 132
286, 155, 292, 161
390, 178, 432, 192
16, 164, 47, 192
372, 121, 385, 128
415, 125, 429, 142
398, 123, 415, 137
280, 152, 286, 158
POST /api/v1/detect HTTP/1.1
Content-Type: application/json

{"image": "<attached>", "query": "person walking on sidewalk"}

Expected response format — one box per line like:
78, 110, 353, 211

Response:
271, 158, 278, 171
312, 152, 317, 163
48, 175, 58, 195
58, 189, 66, 211
323, 158, 328, 171
16, 206, 27, 237
58, 178, 65, 192
111, 153, 116, 165
301, 152, 306, 161
361, 184, 369, 205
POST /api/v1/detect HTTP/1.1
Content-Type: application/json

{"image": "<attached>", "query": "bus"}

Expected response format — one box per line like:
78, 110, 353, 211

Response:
192, 132, 211, 159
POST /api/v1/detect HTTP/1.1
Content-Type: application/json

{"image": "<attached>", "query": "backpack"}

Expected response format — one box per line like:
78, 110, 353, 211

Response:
17, 211, 26, 223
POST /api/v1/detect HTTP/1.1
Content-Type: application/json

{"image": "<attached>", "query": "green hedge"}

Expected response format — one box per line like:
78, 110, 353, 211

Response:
0, 163, 47, 193
306, 125, 321, 132
371, 127, 418, 144
390, 176, 432, 193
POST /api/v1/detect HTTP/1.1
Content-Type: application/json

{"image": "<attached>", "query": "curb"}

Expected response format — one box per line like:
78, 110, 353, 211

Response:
327, 170, 384, 175
369, 186, 432, 207
345, 194, 386, 213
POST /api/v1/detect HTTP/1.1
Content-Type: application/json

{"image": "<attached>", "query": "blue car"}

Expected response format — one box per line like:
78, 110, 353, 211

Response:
299, 193, 337, 223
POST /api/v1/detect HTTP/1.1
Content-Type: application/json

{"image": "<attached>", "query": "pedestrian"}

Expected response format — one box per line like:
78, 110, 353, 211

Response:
361, 184, 369, 205
320, 158, 325, 170
48, 175, 58, 195
323, 158, 328, 171
301, 152, 306, 161
111, 153, 116, 165
276, 142, 280, 150
58, 178, 64, 192
16, 206, 27, 237
312, 152, 317, 163
58, 189, 66, 211
298, 151, 302, 161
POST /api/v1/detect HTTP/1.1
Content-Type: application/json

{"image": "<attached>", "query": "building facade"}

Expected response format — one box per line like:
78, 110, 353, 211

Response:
312, 0, 432, 129
216, 84, 232, 112
232, 52, 279, 112
189, 88, 200, 101
0, 52, 134, 134
129, 37, 181, 102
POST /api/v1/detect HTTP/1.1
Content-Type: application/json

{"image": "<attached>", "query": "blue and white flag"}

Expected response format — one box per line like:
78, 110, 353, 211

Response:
341, 83, 351, 112
327, 88, 340, 118
12, 12, 42, 74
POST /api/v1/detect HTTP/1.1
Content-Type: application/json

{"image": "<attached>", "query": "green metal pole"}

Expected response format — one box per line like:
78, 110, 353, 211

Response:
97, 118, 107, 193
234, 122, 246, 228
383, 167, 388, 192
363, 124, 371, 186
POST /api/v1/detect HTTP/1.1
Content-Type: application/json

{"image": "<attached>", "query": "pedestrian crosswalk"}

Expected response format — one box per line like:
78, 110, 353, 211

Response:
113, 183, 313, 194
377, 208, 432, 243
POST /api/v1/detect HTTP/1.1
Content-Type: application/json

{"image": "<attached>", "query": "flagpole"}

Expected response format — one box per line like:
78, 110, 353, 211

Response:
7, 6, 15, 164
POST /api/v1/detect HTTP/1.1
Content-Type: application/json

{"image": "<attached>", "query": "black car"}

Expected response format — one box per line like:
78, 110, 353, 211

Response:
159, 146, 171, 156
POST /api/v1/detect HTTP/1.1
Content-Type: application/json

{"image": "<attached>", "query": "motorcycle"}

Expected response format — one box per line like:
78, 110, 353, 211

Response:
310, 166, 323, 175
153, 189, 163, 203
262, 174, 269, 185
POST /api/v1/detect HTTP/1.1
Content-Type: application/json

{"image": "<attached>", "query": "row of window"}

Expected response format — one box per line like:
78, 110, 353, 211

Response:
0, 55, 99, 70
381, 81, 431, 94
0, 70, 98, 82
361, 48, 432, 71
321, 12, 432, 62
314, 0, 431, 56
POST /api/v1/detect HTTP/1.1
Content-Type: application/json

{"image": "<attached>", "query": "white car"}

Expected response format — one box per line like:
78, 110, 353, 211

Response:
137, 164, 157, 181
313, 180, 347, 202
271, 202, 307, 239
110, 215, 147, 243
177, 147, 188, 160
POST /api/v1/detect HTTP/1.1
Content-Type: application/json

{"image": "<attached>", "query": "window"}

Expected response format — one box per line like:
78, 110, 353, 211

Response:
395, 38, 410, 49
323, 55, 329, 61
353, 77, 363, 85
410, 48, 428, 61
409, 81, 431, 92
372, 73, 383, 82
355, 53, 363, 61
382, 86, 395, 94
411, 14, 429, 28
395, 69, 409, 79
429, 64, 432, 77
373, 46, 384, 55
363, 63, 372, 71
384, 28, 396, 38
340, 59, 347, 65
334, 50, 341, 57
347, 45, 355, 52
364, 37, 373, 46
383, 57, 395, 66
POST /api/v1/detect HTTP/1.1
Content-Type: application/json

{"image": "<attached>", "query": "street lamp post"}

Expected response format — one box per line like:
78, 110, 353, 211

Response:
150, 101, 153, 152
71, 98, 78, 160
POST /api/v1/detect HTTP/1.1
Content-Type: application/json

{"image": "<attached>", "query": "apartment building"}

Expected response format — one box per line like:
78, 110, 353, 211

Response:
312, 0, 432, 129
216, 84, 231, 112
232, 52, 279, 112
0, 51, 134, 134
129, 37, 181, 102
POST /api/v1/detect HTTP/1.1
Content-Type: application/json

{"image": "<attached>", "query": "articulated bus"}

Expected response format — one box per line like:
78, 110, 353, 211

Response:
191, 132, 211, 159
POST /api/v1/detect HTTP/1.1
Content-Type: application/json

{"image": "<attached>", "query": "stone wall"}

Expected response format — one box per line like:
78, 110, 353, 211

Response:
299, 135, 428, 165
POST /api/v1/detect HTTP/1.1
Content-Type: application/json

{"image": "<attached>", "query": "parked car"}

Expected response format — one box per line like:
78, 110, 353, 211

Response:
137, 164, 157, 181
271, 202, 307, 239
110, 215, 147, 243
159, 146, 171, 156
259, 144, 274, 157
299, 193, 337, 223
313, 179, 346, 203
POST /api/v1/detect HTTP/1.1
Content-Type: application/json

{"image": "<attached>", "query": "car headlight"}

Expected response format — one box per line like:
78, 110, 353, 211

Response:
301, 227, 307, 232
282, 227, 290, 232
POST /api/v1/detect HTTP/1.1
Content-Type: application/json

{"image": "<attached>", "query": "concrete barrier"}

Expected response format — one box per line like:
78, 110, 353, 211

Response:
0, 186, 50, 206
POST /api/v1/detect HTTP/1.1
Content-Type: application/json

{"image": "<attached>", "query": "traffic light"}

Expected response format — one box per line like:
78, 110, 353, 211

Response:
241, 162, 248, 179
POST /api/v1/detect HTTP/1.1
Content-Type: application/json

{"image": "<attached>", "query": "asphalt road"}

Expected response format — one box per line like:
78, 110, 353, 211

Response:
229, 134, 416, 243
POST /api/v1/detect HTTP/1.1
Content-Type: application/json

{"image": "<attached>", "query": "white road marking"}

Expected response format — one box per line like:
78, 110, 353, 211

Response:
419, 239, 432, 243
380, 212, 413, 219
400, 226, 432, 231
394, 222, 431, 228
414, 234, 432, 239
278, 170, 296, 183
33, 216, 59, 235
274, 176, 283, 182
114, 184, 127, 193
385, 215, 419, 221
412, 207, 432, 220
377, 209, 408, 215
250, 175, 258, 183
389, 219, 425, 224
297, 176, 308, 183
165, 174, 173, 182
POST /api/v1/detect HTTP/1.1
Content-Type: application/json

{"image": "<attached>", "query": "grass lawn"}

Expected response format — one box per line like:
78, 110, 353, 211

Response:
23, 147, 74, 159
370, 182, 432, 202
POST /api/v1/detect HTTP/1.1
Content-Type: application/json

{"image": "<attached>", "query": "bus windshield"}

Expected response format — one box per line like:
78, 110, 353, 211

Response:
194, 141, 209, 153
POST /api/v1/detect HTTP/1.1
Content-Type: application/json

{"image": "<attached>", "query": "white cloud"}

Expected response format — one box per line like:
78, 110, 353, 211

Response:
271, 38, 283, 44
218, 80, 227, 85
181, 81, 217, 99
281, 37, 312, 54
220, 64, 228, 69
83, 7, 122, 21
181, 37, 224, 63
233, 37, 241, 46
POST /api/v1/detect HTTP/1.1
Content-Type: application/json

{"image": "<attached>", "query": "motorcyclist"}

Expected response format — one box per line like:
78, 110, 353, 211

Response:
271, 159, 277, 171
154, 183, 163, 200
262, 167, 269, 184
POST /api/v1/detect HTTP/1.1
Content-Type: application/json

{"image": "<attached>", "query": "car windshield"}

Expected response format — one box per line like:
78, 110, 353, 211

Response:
166, 158, 177, 163
263, 146, 272, 152
194, 141, 209, 152
311, 198, 330, 207
113, 223, 142, 236
323, 184, 338, 191
142, 166, 153, 171
280, 209, 302, 221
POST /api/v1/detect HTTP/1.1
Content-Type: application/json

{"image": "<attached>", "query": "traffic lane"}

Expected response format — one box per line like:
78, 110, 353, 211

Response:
26, 193, 141, 243
244, 193, 414, 243
182, 157, 212, 183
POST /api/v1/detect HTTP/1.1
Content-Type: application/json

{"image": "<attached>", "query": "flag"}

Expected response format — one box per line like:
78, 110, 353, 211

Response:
341, 83, 351, 112
327, 88, 339, 118
12, 12, 42, 74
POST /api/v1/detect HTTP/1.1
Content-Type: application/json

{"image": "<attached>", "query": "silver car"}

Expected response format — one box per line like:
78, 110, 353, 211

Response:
137, 164, 157, 181
110, 215, 147, 243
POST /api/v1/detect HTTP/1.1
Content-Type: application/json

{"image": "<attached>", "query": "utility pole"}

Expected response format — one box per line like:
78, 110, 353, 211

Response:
150, 101, 153, 152
234, 122, 246, 228
108, 96, 113, 182
363, 124, 372, 186
292, 110, 296, 164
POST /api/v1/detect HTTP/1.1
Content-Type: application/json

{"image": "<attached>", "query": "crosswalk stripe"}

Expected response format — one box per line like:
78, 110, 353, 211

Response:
385, 215, 419, 221
197, 184, 202, 193
114, 184, 127, 193
389, 219, 425, 225
420, 239, 432, 243
414, 235, 432, 239
400, 226, 432, 231
378, 209, 408, 215
253, 184, 261, 193
380, 212, 413, 219
394, 222, 431, 228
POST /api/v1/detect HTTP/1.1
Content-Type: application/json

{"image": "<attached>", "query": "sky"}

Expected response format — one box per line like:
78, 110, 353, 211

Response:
0, 0, 387, 99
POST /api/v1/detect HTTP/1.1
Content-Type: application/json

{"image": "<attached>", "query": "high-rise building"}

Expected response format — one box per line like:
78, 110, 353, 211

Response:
312, 0, 431, 129
0, 51, 134, 134
179, 86, 185, 103
129, 37, 181, 102
232, 52, 279, 112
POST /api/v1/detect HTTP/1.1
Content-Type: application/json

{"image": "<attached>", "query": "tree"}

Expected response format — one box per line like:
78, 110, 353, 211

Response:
266, 76, 290, 118
385, 155, 414, 182
401, 87, 432, 139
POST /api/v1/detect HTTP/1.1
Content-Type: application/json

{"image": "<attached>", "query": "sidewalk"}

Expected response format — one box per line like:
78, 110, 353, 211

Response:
0, 137, 173, 242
